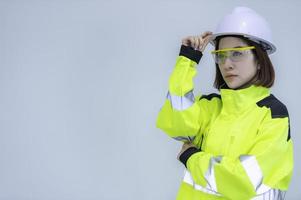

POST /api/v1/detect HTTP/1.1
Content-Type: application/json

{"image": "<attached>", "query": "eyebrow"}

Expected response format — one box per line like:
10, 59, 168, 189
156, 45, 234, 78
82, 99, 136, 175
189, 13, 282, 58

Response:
218, 45, 244, 50
230, 46, 243, 48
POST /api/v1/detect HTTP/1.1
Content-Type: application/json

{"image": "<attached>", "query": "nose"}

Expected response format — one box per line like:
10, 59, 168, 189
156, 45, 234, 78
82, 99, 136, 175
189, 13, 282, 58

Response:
222, 57, 234, 70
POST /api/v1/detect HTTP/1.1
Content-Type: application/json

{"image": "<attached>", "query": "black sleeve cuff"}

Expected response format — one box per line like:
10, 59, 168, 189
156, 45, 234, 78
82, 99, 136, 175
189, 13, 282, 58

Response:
179, 45, 203, 64
179, 147, 201, 168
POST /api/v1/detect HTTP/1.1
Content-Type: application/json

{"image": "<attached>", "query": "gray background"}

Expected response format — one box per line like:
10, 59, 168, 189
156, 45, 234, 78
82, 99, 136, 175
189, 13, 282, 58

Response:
0, 0, 300, 199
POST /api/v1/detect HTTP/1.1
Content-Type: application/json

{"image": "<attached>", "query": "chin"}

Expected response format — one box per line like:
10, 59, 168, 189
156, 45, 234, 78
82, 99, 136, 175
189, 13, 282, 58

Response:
226, 82, 239, 89
228, 80, 255, 90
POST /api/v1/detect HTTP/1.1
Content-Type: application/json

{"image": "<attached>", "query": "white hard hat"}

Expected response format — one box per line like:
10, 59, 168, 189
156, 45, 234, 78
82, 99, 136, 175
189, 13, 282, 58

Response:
210, 6, 276, 54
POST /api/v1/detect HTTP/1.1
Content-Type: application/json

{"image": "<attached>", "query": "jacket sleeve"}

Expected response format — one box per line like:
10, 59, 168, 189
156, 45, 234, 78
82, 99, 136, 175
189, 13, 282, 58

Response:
156, 45, 206, 142
180, 106, 293, 199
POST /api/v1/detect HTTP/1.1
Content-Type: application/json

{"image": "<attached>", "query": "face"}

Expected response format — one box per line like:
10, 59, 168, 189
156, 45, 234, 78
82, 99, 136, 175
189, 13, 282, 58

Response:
218, 37, 258, 89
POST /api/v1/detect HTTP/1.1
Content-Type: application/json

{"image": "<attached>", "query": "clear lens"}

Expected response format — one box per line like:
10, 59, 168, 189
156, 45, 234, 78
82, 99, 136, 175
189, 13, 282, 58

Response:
213, 52, 227, 64
212, 49, 252, 64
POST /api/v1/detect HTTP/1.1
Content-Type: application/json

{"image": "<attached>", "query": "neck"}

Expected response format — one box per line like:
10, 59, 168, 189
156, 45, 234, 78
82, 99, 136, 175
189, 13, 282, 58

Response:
233, 71, 260, 90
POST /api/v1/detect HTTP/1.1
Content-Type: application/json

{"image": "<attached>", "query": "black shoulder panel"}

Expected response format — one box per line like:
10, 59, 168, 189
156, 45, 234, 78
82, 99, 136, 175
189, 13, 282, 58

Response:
256, 94, 289, 118
256, 94, 291, 141
199, 93, 221, 101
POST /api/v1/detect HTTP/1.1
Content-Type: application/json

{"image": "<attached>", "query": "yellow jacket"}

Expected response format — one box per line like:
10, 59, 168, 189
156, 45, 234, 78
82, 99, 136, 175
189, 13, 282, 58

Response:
156, 45, 293, 199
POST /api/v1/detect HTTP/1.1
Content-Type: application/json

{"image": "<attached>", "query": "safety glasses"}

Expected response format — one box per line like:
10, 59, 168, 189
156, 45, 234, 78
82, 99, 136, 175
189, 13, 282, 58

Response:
211, 46, 255, 64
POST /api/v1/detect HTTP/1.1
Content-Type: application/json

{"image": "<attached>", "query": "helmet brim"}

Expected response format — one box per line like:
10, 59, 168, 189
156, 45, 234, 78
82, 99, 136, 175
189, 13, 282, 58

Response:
209, 32, 276, 54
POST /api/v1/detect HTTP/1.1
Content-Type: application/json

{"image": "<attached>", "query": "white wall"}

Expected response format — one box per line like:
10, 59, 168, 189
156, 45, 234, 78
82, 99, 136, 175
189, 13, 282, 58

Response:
0, 0, 300, 199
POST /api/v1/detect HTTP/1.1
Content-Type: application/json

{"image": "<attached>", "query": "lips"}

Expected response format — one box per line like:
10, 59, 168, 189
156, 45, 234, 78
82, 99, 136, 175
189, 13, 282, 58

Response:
225, 74, 238, 78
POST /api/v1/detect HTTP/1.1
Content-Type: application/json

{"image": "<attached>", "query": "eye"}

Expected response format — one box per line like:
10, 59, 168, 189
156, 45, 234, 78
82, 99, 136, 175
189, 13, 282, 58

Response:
217, 52, 227, 59
232, 51, 243, 57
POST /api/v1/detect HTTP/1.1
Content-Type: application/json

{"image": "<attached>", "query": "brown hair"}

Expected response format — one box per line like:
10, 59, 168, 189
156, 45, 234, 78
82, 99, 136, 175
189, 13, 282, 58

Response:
213, 35, 275, 90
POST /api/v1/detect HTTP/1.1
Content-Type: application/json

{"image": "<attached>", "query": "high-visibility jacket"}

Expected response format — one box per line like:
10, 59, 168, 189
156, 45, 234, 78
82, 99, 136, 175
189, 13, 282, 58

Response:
156, 45, 294, 200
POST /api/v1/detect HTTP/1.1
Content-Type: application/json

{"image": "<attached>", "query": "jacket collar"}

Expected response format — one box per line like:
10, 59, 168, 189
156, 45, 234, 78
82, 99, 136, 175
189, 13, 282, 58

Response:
220, 84, 270, 115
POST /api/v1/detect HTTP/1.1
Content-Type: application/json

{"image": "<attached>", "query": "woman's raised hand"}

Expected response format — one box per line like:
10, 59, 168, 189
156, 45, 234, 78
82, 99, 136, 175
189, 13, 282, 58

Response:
181, 31, 213, 52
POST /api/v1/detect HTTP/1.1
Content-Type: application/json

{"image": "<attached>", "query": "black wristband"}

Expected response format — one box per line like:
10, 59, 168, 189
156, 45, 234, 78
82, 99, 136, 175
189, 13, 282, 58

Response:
179, 45, 203, 64
179, 147, 201, 168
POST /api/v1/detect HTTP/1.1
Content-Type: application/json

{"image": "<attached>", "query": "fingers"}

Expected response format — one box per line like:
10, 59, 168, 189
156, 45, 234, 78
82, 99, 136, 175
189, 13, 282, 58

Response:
182, 142, 195, 149
177, 142, 190, 160
204, 34, 213, 44
200, 34, 213, 52
177, 142, 198, 160
181, 31, 213, 52
201, 31, 213, 38
181, 38, 189, 46
196, 37, 201, 50
182, 37, 193, 47
194, 37, 198, 49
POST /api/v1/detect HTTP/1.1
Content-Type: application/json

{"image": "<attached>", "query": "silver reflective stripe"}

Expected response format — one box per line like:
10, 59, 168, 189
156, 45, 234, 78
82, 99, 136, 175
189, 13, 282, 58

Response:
172, 136, 196, 142
183, 155, 286, 199
251, 189, 286, 200
204, 156, 222, 192
183, 169, 222, 196
240, 155, 271, 194
166, 90, 195, 111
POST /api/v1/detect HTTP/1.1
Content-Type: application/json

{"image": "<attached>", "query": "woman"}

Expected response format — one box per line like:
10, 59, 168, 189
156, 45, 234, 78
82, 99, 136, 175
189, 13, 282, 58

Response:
156, 7, 293, 200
